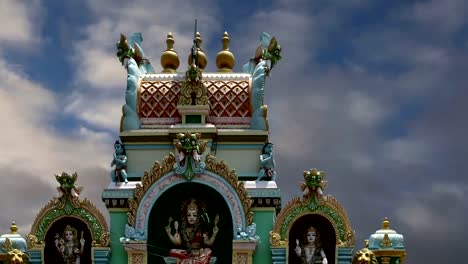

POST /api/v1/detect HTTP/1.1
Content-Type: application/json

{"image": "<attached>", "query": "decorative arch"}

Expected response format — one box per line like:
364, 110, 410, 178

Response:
27, 172, 110, 249
270, 194, 355, 248
127, 153, 253, 238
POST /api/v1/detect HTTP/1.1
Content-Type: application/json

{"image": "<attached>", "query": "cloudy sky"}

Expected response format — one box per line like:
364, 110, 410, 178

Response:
1, 0, 467, 262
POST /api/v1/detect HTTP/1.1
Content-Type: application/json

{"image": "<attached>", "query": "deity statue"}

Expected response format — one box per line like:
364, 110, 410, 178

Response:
55, 225, 85, 264
256, 142, 277, 181
110, 140, 128, 183
295, 226, 328, 264
165, 198, 219, 264
174, 132, 207, 180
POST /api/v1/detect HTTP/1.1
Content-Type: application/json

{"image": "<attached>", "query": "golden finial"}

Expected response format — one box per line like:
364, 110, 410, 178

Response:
365, 239, 369, 248
188, 32, 207, 70
160, 32, 180, 73
216, 31, 235, 72
10, 221, 18, 234
382, 217, 390, 229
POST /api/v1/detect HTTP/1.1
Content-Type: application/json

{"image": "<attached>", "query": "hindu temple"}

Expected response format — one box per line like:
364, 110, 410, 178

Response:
2, 28, 407, 264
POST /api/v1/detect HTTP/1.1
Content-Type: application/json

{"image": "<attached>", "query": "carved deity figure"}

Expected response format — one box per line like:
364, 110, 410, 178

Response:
256, 142, 277, 181
110, 140, 128, 183
295, 226, 328, 264
165, 198, 219, 264
55, 225, 85, 264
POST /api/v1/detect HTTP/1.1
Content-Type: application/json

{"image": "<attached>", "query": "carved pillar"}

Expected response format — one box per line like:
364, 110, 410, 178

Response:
122, 242, 147, 264
232, 240, 258, 264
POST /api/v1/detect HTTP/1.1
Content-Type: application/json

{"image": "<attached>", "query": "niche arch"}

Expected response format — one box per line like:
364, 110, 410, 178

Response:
147, 182, 233, 264
127, 153, 254, 239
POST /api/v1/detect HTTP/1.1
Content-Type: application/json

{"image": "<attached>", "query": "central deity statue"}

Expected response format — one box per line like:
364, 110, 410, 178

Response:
165, 198, 219, 264
295, 226, 328, 264
55, 225, 85, 264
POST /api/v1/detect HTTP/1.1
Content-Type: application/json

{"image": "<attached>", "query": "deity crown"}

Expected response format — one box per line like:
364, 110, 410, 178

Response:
187, 199, 198, 212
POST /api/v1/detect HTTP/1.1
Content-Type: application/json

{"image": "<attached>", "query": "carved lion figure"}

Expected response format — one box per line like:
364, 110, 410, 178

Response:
352, 248, 378, 264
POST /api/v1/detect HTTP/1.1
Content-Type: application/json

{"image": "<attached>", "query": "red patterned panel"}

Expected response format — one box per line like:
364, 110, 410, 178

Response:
139, 81, 182, 118
139, 79, 251, 126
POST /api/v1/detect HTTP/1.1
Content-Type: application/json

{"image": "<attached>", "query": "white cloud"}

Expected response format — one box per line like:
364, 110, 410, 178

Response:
0, 0, 42, 47
0, 57, 112, 233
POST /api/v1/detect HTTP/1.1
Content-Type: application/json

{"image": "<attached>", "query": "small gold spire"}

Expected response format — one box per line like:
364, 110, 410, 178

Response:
10, 221, 18, 234
365, 239, 369, 248
188, 32, 207, 70
216, 31, 235, 72
160, 32, 180, 73
382, 217, 390, 229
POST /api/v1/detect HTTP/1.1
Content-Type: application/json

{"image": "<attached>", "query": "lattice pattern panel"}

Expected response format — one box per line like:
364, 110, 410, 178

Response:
205, 80, 251, 118
139, 80, 251, 126
139, 81, 182, 119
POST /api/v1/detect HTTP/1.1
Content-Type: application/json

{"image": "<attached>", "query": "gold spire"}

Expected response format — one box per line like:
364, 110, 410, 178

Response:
188, 32, 207, 70
216, 31, 235, 72
10, 221, 18, 234
382, 217, 390, 229
161, 32, 180, 73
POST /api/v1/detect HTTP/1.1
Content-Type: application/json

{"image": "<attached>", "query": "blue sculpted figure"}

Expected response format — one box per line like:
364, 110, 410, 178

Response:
256, 142, 277, 181
116, 34, 143, 131
120, 224, 145, 242
243, 32, 282, 131
128, 32, 155, 74
110, 140, 128, 183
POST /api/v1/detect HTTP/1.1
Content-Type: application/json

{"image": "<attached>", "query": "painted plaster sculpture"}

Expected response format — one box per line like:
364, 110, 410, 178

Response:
110, 140, 128, 183
116, 33, 143, 131
236, 223, 260, 242
54, 225, 85, 264
165, 198, 219, 264
56, 172, 83, 198
243, 32, 282, 130
120, 224, 145, 243
3, 236, 28, 264
301, 168, 327, 199
174, 132, 207, 180
352, 248, 378, 264
256, 142, 277, 181
295, 226, 328, 264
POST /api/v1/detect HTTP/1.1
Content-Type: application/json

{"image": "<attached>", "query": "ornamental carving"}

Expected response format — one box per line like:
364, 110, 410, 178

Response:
127, 154, 177, 226
178, 64, 210, 106
205, 155, 254, 225
28, 172, 110, 248
270, 169, 355, 247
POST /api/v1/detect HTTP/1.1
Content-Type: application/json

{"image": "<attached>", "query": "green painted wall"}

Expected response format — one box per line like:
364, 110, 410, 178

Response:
109, 211, 128, 264
252, 208, 275, 264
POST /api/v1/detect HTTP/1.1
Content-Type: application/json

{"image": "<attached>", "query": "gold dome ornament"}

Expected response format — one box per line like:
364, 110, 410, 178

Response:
216, 31, 235, 72
160, 32, 180, 73
188, 32, 207, 70
10, 222, 18, 234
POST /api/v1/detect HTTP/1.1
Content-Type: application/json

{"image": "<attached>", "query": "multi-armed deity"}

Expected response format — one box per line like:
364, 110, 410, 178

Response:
165, 198, 219, 264
295, 226, 328, 264
55, 225, 85, 264
110, 140, 128, 183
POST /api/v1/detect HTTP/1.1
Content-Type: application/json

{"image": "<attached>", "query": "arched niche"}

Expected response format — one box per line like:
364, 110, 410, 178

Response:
27, 172, 110, 264
288, 214, 336, 264
270, 194, 355, 264
147, 182, 233, 264
127, 153, 253, 238
43, 216, 93, 264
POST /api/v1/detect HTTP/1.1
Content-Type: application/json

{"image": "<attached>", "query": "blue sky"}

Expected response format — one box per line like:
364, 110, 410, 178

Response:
1, 0, 467, 263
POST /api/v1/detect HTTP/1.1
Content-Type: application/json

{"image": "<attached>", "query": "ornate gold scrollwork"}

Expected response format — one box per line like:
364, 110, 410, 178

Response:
127, 153, 177, 226
205, 154, 254, 225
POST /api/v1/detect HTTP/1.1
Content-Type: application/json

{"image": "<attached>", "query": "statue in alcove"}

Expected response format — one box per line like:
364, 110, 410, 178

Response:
295, 226, 328, 264
55, 225, 85, 264
165, 198, 219, 264
256, 142, 277, 181
110, 140, 128, 183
